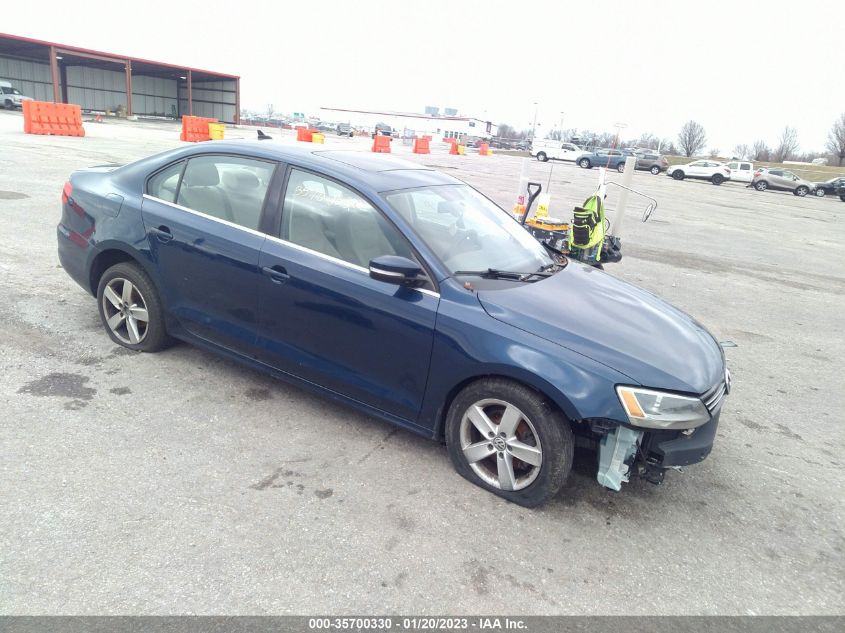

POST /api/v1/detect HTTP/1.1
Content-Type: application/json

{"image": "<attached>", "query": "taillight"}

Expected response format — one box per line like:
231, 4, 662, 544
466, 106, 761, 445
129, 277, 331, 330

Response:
62, 181, 72, 204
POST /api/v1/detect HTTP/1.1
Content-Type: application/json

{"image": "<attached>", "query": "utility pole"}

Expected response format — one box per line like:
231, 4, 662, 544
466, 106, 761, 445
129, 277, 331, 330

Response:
531, 102, 538, 141
559, 111, 564, 140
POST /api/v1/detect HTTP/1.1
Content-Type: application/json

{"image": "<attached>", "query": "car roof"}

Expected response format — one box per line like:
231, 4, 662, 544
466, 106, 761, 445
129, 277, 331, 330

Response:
130, 140, 463, 193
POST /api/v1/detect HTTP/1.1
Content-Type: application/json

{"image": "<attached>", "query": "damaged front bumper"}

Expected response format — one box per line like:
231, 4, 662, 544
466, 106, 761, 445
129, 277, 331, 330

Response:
593, 406, 723, 491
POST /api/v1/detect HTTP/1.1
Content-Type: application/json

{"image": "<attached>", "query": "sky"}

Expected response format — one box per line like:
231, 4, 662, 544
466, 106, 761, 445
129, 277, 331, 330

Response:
3, 0, 843, 153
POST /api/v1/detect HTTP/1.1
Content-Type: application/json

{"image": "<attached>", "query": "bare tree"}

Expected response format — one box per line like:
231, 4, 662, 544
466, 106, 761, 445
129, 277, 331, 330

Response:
677, 120, 707, 157
732, 144, 751, 160
772, 126, 799, 162
751, 140, 770, 161
826, 113, 845, 166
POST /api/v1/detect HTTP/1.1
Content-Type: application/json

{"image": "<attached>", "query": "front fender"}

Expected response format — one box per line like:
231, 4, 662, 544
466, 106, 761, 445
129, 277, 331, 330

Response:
419, 284, 631, 437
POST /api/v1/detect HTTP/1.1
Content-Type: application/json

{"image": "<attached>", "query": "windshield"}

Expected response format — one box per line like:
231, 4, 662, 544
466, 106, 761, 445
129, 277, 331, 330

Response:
2, 86, 22, 95
383, 184, 553, 274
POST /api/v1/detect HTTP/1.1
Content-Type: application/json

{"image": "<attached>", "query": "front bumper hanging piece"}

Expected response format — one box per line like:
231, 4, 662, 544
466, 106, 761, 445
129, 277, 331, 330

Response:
596, 425, 643, 491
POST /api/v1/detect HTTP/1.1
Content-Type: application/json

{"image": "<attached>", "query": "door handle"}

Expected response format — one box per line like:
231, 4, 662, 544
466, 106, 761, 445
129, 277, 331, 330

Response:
150, 225, 173, 243
261, 265, 290, 284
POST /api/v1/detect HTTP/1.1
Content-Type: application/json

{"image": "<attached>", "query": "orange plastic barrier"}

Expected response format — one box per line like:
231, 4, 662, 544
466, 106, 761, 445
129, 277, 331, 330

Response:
478, 142, 490, 156
23, 101, 85, 137
180, 115, 217, 142
372, 134, 391, 153
449, 141, 459, 155
413, 138, 430, 154
296, 128, 313, 142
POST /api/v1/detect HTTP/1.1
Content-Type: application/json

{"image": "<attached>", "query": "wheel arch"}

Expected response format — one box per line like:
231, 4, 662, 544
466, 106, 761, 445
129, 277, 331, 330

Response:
88, 242, 158, 296
431, 370, 580, 441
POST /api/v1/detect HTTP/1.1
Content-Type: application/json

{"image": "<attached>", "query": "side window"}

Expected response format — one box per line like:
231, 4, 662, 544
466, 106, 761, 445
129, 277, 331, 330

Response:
176, 155, 274, 230
281, 169, 414, 268
147, 160, 184, 203
727, 162, 737, 169
740, 163, 751, 171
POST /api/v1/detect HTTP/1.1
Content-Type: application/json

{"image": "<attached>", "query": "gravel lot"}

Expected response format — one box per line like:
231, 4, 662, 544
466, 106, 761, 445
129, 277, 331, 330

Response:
1, 110, 843, 615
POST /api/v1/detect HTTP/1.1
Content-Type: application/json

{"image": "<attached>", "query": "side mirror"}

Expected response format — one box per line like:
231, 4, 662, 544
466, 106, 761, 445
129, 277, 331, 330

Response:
369, 255, 425, 287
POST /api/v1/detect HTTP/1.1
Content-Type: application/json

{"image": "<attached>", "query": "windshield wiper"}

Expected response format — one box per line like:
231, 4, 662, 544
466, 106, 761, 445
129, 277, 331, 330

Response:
452, 268, 553, 282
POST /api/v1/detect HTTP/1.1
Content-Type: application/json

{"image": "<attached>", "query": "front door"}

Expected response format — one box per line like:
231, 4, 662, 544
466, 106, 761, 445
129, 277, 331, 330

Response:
141, 154, 276, 355
255, 167, 439, 423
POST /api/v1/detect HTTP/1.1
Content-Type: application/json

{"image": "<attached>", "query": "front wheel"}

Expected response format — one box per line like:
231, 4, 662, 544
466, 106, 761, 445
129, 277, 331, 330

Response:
4, 99, 13, 110
536, 152, 548, 162
579, 158, 592, 169
755, 181, 768, 191
814, 188, 826, 197
445, 378, 574, 507
711, 174, 725, 185
96, 262, 172, 352
794, 186, 809, 197
616, 162, 626, 173
672, 170, 685, 180
650, 165, 660, 175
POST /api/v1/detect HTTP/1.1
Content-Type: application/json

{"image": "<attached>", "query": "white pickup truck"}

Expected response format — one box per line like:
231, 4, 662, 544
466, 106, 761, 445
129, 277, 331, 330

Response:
530, 140, 588, 163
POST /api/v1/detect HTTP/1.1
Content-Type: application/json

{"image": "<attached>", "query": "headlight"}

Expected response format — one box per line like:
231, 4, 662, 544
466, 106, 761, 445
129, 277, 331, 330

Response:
616, 386, 710, 430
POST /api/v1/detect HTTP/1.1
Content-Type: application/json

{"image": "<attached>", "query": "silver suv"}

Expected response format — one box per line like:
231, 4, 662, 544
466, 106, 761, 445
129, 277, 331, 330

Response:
751, 168, 815, 197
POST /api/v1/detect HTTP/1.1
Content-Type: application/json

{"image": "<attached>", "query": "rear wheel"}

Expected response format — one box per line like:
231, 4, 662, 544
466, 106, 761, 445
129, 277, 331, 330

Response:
840, 195, 845, 202
794, 186, 809, 197
814, 188, 825, 197
616, 162, 626, 173
711, 174, 725, 185
446, 378, 573, 507
650, 165, 660, 175
537, 152, 548, 162
672, 170, 685, 180
96, 262, 171, 352
755, 181, 768, 191
579, 158, 592, 169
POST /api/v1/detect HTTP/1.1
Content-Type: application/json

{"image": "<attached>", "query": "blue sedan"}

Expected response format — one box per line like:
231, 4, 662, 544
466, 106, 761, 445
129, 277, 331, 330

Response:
57, 142, 729, 507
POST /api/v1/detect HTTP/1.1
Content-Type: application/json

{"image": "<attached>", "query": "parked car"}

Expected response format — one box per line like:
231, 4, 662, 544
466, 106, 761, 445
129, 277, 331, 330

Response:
751, 168, 815, 196
812, 176, 845, 197
374, 122, 394, 137
577, 148, 628, 172
530, 140, 587, 163
726, 160, 754, 183
634, 151, 669, 175
834, 182, 845, 202
337, 123, 355, 137
1, 79, 32, 109
57, 143, 730, 507
667, 160, 731, 185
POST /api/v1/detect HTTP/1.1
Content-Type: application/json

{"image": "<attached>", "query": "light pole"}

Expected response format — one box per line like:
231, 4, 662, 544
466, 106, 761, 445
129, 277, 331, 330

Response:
531, 102, 538, 141
613, 122, 628, 149
559, 111, 564, 140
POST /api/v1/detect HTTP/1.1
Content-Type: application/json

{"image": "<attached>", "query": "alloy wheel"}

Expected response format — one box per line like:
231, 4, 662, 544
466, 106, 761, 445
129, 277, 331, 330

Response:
459, 399, 543, 491
101, 277, 150, 345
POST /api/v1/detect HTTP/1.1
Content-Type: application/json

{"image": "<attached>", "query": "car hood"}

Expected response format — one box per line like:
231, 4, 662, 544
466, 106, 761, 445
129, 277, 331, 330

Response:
477, 262, 724, 394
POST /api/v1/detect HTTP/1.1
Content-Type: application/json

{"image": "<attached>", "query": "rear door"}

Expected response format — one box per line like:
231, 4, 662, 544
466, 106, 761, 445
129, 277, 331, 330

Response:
688, 160, 707, 177
141, 154, 278, 355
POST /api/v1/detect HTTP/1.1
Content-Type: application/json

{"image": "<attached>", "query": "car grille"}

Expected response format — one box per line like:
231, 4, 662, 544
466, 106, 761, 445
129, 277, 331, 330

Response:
701, 379, 728, 412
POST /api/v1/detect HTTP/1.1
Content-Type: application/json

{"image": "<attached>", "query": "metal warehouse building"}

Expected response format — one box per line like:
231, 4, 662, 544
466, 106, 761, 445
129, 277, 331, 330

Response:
0, 33, 240, 123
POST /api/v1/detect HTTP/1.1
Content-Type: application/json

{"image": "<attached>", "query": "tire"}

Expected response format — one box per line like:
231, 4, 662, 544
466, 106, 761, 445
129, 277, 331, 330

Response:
579, 158, 592, 169
445, 378, 574, 507
672, 170, 685, 180
814, 188, 826, 197
840, 195, 845, 202
616, 162, 626, 173
4, 99, 13, 110
711, 174, 725, 185
536, 152, 548, 162
794, 186, 809, 197
96, 262, 172, 352
754, 181, 768, 191
650, 165, 660, 175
